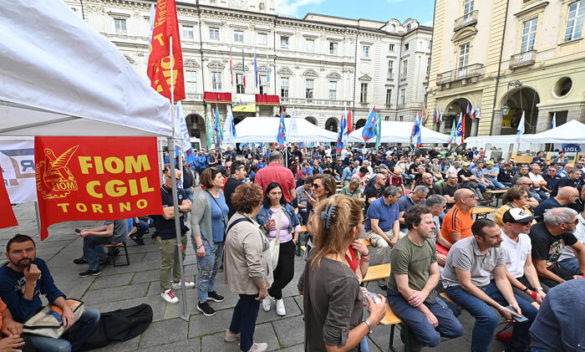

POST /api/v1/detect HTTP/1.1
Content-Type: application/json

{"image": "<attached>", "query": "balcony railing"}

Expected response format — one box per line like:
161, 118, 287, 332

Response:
280, 97, 353, 107
454, 10, 478, 31
185, 93, 204, 101
509, 50, 536, 69
436, 63, 484, 85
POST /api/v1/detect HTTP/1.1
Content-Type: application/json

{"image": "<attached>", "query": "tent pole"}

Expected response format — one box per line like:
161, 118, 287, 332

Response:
34, 201, 41, 236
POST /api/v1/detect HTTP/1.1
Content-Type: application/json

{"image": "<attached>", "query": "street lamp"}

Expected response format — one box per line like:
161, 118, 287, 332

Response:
501, 80, 523, 116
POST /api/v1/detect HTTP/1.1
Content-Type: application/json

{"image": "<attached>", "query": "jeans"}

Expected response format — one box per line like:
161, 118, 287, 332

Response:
135, 218, 151, 237
82, 236, 111, 271
229, 294, 260, 352
446, 282, 537, 352
559, 257, 580, 275
387, 291, 463, 347
476, 182, 487, 192
193, 237, 224, 302
486, 177, 506, 190
157, 234, 188, 292
28, 308, 100, 352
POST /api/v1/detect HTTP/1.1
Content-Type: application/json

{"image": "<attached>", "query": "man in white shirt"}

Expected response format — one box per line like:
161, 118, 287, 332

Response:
557, 207, 585, 274
500, 209, 547, 305
528, 163, 549, 200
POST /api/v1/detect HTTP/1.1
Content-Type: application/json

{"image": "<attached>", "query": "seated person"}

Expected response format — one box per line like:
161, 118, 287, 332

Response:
556, 207, 585, 274
426, 195, 451, 266
441, 189, 476, 246
74, 219, 129, 277
530, 207, 585, 287
494, 186, 534, 227
364, 186, 402, 265
339, 178, 362, 198
0, 234, 100, 352
438, 174, 459, 210
533, 186, 579, 222
0, 298, 27, 352
443, 219, 538, 352
398, 186, 428, 232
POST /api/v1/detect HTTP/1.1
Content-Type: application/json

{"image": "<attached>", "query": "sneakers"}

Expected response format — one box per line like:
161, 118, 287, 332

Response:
171, 280, 195, 289
207, 291, 224, 303
73, 257, 87, 265
79, 269, 101, 278
197, 301, 216, 317
262, 296, 273, 312
224, 329, 240, 342
129, 234, 145, 245
275, 299, 286, 316
161, 289, 179, 304
242, 342, 268, 352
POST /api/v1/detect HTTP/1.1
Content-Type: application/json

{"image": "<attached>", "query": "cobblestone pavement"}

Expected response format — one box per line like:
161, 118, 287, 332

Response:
2, 202, 506, 352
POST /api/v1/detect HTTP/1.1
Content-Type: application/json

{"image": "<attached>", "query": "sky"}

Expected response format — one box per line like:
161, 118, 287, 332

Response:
274, 0, 435, 26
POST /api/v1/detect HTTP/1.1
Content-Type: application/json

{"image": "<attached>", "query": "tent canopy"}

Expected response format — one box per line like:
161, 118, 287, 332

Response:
519, 120, 585, 144
0, 0, 172, 137
348, 121, 450, 144
235, 117, 338, 143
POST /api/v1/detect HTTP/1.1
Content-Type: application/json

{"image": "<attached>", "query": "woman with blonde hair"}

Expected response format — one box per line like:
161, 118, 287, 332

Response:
494, 186, 534, 227
298, 194, 386, 351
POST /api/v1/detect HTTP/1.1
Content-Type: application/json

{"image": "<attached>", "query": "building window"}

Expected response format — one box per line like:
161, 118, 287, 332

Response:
185, 70, 197, 93
388, 60, 394, 78
565, 0, 585, 41
404, 43, 409, 51
236, 73, 245, 94
211, 71, 222, 91
306, 39, 314, 52
280, 77, 289, 98
114, 18, 126, 34
521, 18, 537, 52
399, 88, 406, 105
234, 30, 244, 43
427, 57, 431, 73
389, 43, 395, 51
280, 36, 289, 48
258, 32, 267, 45
406, 24, 412, 31
399, 115, 403, 122
259, 75, 267, 95
362, 45, 370, 58
360, 83, 368, 103
328, 81, 337, 100
385, 115, 390, 121
182, 25, 194, 41
209, 27, 220, 41
306, 79, 314, 101
329, 41, 338, 54
463, 0, 474, 19
385, 89, 392, 105
458, 43, 470, 68
401, 59, 408, 79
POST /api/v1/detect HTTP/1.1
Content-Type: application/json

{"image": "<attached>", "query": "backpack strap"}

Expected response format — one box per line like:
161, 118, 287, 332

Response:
226, 217, 253, 235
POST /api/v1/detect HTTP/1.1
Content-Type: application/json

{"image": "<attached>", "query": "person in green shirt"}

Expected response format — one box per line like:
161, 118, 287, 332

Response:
339, 178, 362, 198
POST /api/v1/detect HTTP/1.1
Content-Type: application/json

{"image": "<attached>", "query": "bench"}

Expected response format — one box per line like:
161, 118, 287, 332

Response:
360, 238, 372, 247
380, 303, 409, 352
485, 189, 507, 207
104, 226, 134, 267
472, 206, 496, 220
362, 263, 391, 283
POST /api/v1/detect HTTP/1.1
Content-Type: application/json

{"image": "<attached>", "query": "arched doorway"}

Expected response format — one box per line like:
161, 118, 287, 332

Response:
500, 87, 540, 135
355, 118, 366, 129
305, 116, 318, 125
444, 98, 473, 138
325, 117, 338, 132
186, 114, 206, 149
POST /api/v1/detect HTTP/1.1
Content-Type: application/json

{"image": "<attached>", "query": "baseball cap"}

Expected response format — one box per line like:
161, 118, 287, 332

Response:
486, 161, 494, 166
502, 208, 534, 224
462, 161, 470, 167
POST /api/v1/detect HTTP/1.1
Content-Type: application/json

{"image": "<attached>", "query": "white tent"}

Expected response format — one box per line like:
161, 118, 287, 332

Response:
0, 0, 172, 137
348, 121, 450, 144
235, 117, 338, 143
518, 120, 585, 144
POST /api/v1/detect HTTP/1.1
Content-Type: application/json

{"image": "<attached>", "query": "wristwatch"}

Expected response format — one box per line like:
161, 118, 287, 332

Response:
364, 319, 374, 334
196, 244, 204, 249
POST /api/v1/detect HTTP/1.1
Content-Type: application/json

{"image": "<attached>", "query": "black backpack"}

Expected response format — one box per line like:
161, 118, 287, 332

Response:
80, 304, 153, 350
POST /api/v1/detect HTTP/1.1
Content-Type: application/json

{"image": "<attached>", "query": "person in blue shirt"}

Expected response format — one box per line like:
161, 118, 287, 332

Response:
0, 234, 100, 352
364, 186, 403, 266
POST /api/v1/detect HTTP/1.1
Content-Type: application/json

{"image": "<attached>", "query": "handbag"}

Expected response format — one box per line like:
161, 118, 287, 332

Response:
23, 299, 85, 339
269, 207, 282, 268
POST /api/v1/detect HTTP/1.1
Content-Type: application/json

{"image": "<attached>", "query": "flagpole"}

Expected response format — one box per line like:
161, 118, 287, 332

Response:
167, 37, 189, 321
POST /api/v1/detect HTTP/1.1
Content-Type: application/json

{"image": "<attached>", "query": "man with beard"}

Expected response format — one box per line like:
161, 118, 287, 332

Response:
0, 234, 100, 352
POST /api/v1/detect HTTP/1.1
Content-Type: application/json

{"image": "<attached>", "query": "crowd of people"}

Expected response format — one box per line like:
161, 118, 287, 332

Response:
2, 143, 585, 352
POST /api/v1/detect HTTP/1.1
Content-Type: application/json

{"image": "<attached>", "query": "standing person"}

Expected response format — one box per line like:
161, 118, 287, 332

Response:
442, 219, 538, 352
0, 234, 100, 352
298, 195, 386, 351
153, 167, 194, 304
182, 161, 195, 202
254, 151, 296, 203
257, 183, 300, 316
295, 176, 313, 225
387, 206, 463, 350
224, 161, 247, 220
224, 184, 273, 352
191, 167, 229, 316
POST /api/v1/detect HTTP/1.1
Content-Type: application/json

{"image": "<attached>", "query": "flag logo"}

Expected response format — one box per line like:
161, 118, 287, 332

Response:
36, 146, 79, 199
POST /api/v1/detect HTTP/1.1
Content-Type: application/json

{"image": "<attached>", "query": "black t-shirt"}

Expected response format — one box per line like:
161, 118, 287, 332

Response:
224, 177, 243, 219
457, 169, 473, 184
364, 186, 382, 213
153, 186, 188, 240
408, 163, 419, 175
530, 222, 577, 267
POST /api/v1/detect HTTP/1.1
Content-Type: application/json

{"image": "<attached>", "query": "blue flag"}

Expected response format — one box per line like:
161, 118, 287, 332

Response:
254, 52, 258, 88
214, 105, 222, 147
277, 110, 286, 148
336, 114, 346, 153
410, 113, 422, 149
362, 107, 377, 141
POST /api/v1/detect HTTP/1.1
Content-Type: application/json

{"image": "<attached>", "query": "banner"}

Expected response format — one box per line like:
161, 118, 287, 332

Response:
0, 161, 18, 229
147, 0, 185, 101
34, 137, 163, 240
0, 139, 36, 204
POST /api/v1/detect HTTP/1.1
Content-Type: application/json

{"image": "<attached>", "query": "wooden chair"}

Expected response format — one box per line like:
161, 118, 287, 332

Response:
380, 303, 408, 352
104, 226, 134, 267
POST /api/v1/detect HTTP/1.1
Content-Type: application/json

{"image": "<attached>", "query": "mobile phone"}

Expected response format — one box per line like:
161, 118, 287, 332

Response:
74, 229, 81, 233
364, 291, 381, 304
505, 306, 528, 322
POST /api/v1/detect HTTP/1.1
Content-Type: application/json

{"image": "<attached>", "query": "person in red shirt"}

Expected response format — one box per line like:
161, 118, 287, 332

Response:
254, 151, 296, 203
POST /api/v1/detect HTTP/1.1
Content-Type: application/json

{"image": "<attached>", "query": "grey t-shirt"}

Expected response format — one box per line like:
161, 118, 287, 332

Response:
441, 236, 505, 288
105, 219, 128, 243
298, 258, 362, 352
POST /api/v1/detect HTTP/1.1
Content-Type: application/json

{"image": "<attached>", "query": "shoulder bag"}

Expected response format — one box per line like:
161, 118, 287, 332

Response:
23, 299, 85, 338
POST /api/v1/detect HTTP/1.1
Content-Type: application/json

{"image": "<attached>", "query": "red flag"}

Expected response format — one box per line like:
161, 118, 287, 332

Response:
347, 109, 352, 134
461, 115, 466, 144
147, 0, 185, 101
0, 163, 18, 229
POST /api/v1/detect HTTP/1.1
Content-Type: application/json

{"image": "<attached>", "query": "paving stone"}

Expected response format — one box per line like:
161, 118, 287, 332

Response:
132, 269, 159, 284
201, 322, 279, 352
92, 335, 141, 352
277, 344, 304, 352
138, 339, 201, 352
82, 283, 149, 306
91, 294, 168, 322
272, 315, 304, 347
139, 318, 189, 347
257, 297, 301, 324
91, 272, 133, 289
189, 308, 234, 338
